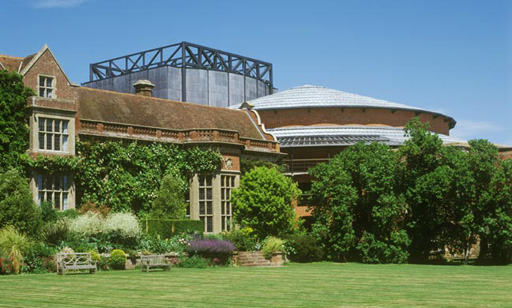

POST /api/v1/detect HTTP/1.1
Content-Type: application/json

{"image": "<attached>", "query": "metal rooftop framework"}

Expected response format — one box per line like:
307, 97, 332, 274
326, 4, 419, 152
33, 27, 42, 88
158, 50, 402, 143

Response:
88, 41, 273, 90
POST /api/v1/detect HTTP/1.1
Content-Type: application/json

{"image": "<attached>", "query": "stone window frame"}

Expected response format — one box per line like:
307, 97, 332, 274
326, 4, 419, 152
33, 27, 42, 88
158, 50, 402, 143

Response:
35, 172, 73, 211
37, 117, 70, 153
220, 174, 236, 232
198, 175, 214, 233
37, 74, 56, 99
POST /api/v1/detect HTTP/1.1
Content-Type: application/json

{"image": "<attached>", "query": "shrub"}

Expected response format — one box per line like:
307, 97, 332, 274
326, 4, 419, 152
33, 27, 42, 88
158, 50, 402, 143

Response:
0, 226, 31, 274
178, 255, 208, 268
41, 219, 69, 245
285, 234, 323, 263
109, 249, 127, 270
0, 169, 41, 236
138, 234, 191, 254
69, 212, 103, 236
187, 238, 234, 266
23, 242, 58, 273
40, 201, 58, 223
231, 167, 300, 240
261, 237, 284, 260
145, 219, 203, 238
222, 227, 258, 251
103, 213, 140, 238
89, 250, 101, 264
57, 209, 80, 219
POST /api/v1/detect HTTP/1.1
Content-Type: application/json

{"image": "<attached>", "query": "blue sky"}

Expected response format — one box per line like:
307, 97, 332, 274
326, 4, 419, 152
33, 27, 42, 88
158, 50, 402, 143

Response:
3, 0, 511, 145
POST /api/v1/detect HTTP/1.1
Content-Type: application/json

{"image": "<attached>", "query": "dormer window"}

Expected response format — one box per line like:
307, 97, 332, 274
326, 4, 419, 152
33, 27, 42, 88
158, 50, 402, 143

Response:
39, 76, 54, 98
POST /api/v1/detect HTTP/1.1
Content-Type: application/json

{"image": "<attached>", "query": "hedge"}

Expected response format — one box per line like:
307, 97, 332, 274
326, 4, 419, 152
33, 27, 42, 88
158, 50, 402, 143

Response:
144, 219, 203, 238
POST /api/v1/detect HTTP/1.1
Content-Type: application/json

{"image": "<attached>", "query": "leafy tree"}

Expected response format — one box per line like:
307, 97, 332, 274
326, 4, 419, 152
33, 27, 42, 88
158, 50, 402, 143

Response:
0, 169, 41, 236
466, 140, 512, 263
150, 173, 187, 219
0, 70, 34, 173
399, 119, 448, 261
310, 142, 409, 263
231, 167, 300, 239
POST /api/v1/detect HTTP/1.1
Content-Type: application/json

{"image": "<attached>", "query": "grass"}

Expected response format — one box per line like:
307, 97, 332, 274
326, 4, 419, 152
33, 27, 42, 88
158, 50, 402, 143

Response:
0, 262, 511, 307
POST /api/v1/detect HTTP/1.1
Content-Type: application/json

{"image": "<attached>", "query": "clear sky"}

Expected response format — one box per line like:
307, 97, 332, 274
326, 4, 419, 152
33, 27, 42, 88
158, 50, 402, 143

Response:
2, 0, 511, 145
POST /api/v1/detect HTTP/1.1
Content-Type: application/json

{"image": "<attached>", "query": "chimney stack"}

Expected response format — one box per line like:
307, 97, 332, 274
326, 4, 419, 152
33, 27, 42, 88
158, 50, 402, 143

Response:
133, 80, 155, 97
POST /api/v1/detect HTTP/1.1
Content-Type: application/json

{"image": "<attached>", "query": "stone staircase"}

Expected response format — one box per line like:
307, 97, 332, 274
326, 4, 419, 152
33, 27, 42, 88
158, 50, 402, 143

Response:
235, 251, 285, 267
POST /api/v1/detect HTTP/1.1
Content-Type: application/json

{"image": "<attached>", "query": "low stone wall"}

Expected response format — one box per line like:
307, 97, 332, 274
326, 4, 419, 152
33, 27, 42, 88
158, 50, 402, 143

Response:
233, 251, 286, 267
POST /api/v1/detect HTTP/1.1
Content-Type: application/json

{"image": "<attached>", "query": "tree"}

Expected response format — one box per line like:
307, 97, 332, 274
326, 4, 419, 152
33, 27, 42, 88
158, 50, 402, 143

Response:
399, 119, 448, 261
231, 167, 300, 239
0, 169, 41, 236
466, 140, 512, 263
150, 173, 187, 219
0, 70, 34, 172
310, 142, 409, 263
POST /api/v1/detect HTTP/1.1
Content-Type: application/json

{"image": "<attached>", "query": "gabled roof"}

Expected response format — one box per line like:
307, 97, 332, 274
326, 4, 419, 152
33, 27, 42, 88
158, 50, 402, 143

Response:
234, 85, 456, 126
77, 87, 271, 141
0, 54, 35, 72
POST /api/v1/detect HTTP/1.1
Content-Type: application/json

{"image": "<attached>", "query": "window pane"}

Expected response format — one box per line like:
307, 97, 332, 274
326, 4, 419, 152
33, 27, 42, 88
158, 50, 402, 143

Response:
227, 204, 230, 215
62, 135, 68, 150
39, 77, 45, 87
63, 176, 68, 190
54, 176, 61, 190
221, 202, 225, 215
207, 201, 212, 215
62, 121, 68, 134
46, 78, 52, 87
39, 133, 45, 150
37, 175, 43, 189
54, 120, 60, 132
46, 119, 53, 132
199, 188, 204, 200
46, 133, 53, 149
206, 177, 212, 186
54, 193, 61, 210
54, 135, 60, 151
38, 119, 45, 132
39, 88, 45, 97
199, 202, 205, 215
63, 193, 68, 210
222, 219, 225, 231
207, 217, 213, 233
221, 189, 224, 200
231, 177, 235, 187
47, 89, 52, 98
206, 188, 212, 200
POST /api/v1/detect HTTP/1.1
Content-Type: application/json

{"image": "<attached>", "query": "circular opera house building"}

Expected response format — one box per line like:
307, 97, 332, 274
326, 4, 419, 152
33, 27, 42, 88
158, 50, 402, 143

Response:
234, 84, 466, 218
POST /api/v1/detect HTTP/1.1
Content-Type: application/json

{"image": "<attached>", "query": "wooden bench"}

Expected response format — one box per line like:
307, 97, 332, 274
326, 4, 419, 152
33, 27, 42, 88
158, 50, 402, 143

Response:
56, 253, 97, 275
140, 254, 171, 272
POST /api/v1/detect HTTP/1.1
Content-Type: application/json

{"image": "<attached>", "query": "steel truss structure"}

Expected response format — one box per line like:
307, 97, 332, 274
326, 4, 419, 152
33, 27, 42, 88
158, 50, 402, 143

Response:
88, 41, 273, 90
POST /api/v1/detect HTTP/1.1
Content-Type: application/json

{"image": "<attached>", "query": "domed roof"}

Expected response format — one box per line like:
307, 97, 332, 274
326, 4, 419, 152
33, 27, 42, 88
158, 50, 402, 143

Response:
239, 85, 454, 124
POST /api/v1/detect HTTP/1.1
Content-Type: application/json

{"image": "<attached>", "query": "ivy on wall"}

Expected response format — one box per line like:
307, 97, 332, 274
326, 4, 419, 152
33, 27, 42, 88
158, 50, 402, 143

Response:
74, 141, 222, 213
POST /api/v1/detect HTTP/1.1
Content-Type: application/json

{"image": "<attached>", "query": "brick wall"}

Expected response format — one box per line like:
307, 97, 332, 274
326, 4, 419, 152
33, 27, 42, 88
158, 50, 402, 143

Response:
258, 107, 452, 135
23, 50, 78, 101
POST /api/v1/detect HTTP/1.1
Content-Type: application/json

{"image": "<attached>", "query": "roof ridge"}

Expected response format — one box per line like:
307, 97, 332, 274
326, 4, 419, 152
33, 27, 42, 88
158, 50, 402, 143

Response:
79, 86, 246, 114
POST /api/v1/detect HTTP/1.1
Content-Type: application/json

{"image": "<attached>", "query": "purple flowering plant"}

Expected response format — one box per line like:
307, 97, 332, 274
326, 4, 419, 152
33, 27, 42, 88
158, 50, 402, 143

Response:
186, 238, 235, 266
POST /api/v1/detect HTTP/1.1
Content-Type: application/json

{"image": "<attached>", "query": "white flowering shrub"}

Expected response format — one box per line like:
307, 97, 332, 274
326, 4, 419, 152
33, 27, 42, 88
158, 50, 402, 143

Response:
69, 212, 103, 236
103, 212, 141, 238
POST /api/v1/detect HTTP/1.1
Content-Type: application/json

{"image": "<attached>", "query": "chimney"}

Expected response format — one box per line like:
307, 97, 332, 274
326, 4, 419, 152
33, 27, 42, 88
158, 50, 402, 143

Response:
133, 80, 155, 97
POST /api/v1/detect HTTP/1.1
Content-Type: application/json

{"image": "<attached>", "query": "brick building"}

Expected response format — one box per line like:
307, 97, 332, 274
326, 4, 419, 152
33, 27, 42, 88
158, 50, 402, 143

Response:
0, 45, 282, 233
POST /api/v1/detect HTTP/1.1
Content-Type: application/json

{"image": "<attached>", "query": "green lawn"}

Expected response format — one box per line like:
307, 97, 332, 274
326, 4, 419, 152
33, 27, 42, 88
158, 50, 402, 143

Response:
0, 262, 510, 308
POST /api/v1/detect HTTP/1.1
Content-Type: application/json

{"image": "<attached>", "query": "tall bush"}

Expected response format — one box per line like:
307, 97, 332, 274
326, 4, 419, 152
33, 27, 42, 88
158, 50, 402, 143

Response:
150, 174, 187, 219
0, 169, 41, 236
232, 167, 301, 240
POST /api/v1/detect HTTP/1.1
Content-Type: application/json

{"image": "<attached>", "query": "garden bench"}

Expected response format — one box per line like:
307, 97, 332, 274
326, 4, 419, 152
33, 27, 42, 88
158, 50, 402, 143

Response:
56, 253, 97, 275
140, 254, 171, 272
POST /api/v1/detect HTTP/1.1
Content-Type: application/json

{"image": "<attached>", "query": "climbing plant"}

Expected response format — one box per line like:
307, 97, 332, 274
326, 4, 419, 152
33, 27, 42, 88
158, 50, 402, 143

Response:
74, 140, 222, 214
